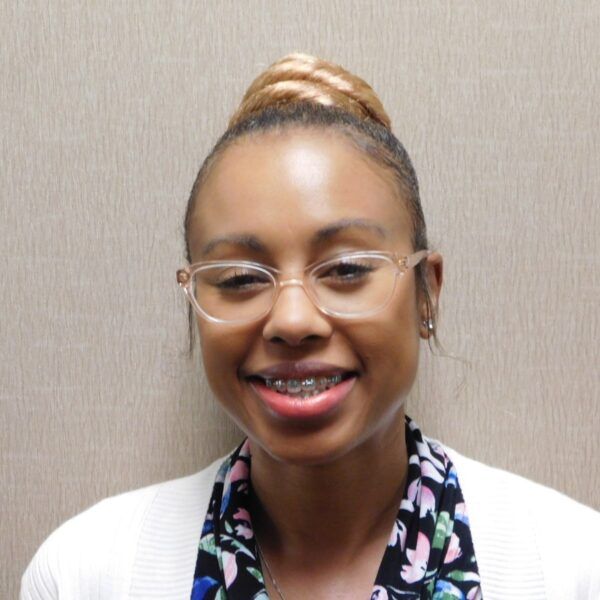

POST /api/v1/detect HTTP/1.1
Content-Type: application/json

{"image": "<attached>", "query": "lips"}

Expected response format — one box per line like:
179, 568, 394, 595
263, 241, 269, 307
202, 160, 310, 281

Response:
247, 360, 355, 381
246, 361, 357, 396
244, 361, 359, 420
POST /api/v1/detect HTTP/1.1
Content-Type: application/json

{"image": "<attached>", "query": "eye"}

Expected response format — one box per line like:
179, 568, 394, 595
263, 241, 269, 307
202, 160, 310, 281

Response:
316, 258, 377, 285
214, 268, 271, 291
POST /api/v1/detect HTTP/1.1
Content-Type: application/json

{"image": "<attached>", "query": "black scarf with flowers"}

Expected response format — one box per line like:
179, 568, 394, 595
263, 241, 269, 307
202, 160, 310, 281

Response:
190, 418, 482, 599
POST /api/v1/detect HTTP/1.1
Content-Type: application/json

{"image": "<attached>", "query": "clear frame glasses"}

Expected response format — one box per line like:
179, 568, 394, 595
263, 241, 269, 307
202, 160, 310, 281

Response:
176, 250, 429, 324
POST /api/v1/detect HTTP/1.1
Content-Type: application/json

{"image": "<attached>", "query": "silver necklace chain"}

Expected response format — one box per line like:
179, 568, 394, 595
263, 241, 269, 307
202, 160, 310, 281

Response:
255, 538, 287, 600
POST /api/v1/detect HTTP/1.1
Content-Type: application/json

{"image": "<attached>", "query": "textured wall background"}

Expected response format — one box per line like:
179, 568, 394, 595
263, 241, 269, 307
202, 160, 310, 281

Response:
2, 1, 599, 596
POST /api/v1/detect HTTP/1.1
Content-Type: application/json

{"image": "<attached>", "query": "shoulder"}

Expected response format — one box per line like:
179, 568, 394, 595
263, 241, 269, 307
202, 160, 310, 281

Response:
20, 456, 224, 600
445, 446, 600, 600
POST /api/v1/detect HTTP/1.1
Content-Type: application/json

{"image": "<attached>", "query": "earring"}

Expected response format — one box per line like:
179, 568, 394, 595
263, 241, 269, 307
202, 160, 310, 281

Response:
422, 318, 435, 334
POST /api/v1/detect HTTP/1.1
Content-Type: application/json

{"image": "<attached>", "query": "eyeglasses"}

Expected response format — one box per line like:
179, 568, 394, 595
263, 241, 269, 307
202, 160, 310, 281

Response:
176, 249, 429, 324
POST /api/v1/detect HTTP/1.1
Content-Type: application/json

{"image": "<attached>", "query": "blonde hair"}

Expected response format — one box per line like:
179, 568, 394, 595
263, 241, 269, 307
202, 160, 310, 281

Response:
228, 53, 391, 130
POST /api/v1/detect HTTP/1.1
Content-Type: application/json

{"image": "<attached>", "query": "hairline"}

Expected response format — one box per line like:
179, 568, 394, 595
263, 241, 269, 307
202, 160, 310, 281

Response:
188, 121, 420, 258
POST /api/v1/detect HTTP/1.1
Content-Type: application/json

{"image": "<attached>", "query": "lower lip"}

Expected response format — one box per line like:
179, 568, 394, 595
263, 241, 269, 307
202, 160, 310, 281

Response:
249, 376, 357, 420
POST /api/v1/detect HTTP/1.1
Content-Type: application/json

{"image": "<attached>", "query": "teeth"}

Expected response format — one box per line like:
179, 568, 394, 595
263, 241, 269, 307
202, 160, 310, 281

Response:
301, 377, 317, 391
286, 379, 301, 394
263, 374, 345, 397
269, 379, 286, 392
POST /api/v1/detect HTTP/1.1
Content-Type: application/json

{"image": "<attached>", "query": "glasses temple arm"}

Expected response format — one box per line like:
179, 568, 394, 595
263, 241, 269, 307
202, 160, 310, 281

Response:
404, 249, 430, 269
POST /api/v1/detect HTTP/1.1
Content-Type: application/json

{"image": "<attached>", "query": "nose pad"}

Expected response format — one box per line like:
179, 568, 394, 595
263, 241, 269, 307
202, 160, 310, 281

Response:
262, 280, 332, 345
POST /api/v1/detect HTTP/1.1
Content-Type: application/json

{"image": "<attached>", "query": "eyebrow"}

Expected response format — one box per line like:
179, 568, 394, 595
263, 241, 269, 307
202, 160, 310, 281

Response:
201, 234, 264, 256
313, 218, 387, 244
200, 218, 387, 257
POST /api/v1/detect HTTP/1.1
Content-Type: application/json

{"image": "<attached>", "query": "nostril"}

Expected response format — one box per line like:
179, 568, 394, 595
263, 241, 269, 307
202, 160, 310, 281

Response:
267, 332, 323, 346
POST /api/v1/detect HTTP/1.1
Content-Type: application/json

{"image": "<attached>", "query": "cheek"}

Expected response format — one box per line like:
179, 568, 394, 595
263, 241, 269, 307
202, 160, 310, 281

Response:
360, 320, 420, 375
197, 319, 259, 395
353, 290, 421, 392
198, 322, 240, 387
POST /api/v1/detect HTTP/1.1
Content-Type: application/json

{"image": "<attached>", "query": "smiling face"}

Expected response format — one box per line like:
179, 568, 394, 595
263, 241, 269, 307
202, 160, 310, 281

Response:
187, 128, 441, 465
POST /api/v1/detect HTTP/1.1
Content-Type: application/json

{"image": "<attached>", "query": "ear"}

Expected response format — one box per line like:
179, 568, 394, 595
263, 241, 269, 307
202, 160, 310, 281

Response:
419, 252, 443, 339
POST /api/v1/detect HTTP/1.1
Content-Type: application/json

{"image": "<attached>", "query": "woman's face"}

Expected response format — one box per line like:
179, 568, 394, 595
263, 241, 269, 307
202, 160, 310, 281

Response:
188, 129, 442, 465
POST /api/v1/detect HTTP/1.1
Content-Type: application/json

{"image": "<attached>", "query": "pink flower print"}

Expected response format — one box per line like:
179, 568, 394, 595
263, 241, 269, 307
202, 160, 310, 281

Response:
371, 585, 389, 599
407, 478, 420, 502
467, 585, 483, 600
387, 519, 407, 550
234, 507, 251, 521
400, 498, 415, 513
401, 532, 430, 584
421, 459, 444, 483
229, 459, 249, 483
400, 478, 419, 513
419, 485, 436, 517
233, 508, 253, 540
222, 551, 238, 588
454, 501, 470, 526
234, 523, 253, 539
444, 532, 462, 564
414, 436, 445, 472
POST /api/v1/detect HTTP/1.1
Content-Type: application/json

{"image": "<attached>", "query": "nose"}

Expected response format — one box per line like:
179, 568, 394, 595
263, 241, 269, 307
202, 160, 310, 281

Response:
262, 280, 333, 346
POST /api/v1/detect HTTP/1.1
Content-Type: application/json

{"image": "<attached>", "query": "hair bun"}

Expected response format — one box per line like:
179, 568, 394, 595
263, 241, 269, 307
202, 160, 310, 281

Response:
228, 53, 391, 130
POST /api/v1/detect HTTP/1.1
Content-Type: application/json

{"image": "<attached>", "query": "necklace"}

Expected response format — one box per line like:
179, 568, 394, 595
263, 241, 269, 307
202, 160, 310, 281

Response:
255, 538, 287, 600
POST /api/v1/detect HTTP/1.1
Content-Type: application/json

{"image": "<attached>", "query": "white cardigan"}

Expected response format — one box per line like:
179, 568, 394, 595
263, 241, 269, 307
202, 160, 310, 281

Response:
21, 447, 600, 599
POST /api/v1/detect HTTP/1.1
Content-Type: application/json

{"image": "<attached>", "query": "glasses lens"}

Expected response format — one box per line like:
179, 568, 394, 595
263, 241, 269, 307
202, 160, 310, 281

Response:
191, 263, 276, 322
310, 254, 397, 316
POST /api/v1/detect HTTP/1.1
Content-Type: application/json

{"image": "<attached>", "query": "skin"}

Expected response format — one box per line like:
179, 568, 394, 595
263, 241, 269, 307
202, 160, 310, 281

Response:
188, 128, 443, 598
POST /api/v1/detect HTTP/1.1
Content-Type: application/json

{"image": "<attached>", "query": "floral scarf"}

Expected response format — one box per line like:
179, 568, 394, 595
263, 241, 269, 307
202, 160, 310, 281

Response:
191, 418, 482, 599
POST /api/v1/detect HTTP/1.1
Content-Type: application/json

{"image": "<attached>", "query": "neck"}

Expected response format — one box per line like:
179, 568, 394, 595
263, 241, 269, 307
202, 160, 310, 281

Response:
248, 413, 408, 567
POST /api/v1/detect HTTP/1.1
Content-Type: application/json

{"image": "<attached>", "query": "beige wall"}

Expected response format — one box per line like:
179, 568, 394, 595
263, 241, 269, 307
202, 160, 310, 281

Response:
2, 1, 599, 596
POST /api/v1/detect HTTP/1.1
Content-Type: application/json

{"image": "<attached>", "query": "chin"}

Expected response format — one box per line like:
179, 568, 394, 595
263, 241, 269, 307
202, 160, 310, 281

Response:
251, 437, 356, 467
247, 414, 393, 468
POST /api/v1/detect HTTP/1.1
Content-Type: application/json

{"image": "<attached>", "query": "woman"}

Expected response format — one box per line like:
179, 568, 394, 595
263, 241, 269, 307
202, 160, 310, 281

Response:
22, 54, 599, 600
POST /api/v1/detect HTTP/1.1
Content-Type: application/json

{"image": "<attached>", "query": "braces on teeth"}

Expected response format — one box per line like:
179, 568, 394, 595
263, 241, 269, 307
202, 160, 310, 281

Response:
265, 374, 343, 397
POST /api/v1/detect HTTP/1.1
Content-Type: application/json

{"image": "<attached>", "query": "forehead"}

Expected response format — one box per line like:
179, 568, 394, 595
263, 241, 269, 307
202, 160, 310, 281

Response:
189, 129, 412, 258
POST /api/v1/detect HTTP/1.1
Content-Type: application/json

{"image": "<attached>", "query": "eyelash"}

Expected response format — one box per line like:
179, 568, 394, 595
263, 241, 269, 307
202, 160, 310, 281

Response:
212, 259, 377, 292
215, 270, 270, 289
318, 261, 375, 280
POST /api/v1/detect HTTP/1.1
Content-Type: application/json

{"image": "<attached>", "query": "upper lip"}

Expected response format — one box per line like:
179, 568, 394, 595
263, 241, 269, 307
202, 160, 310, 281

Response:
244, 361, 358, 380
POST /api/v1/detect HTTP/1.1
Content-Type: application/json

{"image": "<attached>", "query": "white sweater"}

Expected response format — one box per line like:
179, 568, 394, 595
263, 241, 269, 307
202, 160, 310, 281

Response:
21, 448, 600, 600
